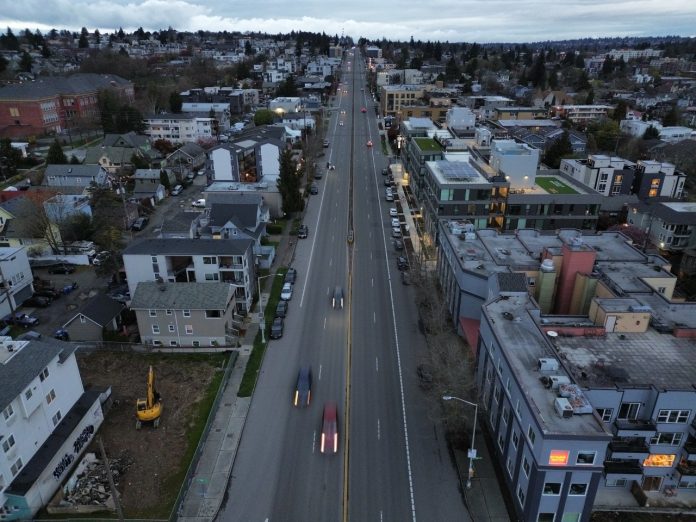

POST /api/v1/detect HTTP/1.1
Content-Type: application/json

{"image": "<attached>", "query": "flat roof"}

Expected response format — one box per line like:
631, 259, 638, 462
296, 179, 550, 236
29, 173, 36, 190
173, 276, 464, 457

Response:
497, 119, 559, 128
596, 260, 675, 294
484, 295, 609, 436
428, 160, 489, 186
660, 201, 696, 213
534, 176, 579, 195
554, 329, 696, 390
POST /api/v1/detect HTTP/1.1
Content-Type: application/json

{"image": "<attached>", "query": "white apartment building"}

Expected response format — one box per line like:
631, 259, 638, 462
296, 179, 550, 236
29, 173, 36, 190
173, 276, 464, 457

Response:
620, 120, 696, 142
446, 107, 476, 133
0, 338, 105, 520
268, 97, 302, 114
143, 114, 216, 144
555, 105, 613, 123
607, 48, 663, 61
0, 247, 33, 318
489, 140, 540, 189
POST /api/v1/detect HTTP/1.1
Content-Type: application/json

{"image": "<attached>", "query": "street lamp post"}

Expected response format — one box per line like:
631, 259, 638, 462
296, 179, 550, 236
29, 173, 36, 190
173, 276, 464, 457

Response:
257, 273, 282, 343
443, 395, 478, 489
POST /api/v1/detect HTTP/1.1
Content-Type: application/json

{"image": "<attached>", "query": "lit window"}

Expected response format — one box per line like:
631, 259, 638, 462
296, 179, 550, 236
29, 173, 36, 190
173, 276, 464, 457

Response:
643, 454, 676, 467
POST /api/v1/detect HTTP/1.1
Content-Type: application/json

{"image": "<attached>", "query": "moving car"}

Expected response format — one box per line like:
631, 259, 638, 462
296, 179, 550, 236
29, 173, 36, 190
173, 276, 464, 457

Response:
320, 402, 339, 454
285, 268, 297, 284
170, 184, 183, 196
270, 317, 284, 339
397, 256, 409, 270
366, 140, 373, 147
192, 198, 206, 208
48, 263, 75, 274
275, 300, 288, 318
92, 250, 111, 266
298, 225, 309, 239
293, 366, 312, 407
339, 121, 344, 126
332, 286, 344, 309
280, 282, 293, 301
131, 217, 149, 231
361, 107, 367, 113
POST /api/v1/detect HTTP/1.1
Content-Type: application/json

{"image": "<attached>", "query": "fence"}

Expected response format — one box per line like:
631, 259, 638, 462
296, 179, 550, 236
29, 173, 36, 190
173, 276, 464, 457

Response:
73, 341, 241, 354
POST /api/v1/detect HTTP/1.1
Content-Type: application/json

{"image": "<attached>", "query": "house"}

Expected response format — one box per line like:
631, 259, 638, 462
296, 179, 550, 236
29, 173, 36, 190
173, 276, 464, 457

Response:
130, 282, 238, 347
627, 201, 696, 252
42, 194, 92, 223
43, 164, 108, 189
0, 246, 34, 316
0, 192, 64, 255
195, 194, 269, 244
61, 294, 125, 341
102, 131, 162, 166
0, 337, 106, 520
83, 145, 146, 175
122, 237, 256, 313
132, 169, 168, 203
208, 128, 286, 184
164, 143, 207, 177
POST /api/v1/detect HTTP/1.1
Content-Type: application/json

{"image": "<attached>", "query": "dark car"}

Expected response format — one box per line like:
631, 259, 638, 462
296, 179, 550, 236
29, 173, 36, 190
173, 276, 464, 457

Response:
298, 225, 309, 239
131, 217, 149, 231
25, 295, 51, 307
285, 268, 297, 284
54, 329, 70, 341
108, 291, 130, 303
314, 170, 323, 180
393, 239, 404, 250
397, 256, 409, 270
382, 167, 389, 176
417, 364, 433, 389
3, 313, 39, 328
34, 288, 61, 299
293, 366, 313, 407
320, 401, 339, 454
310, 183, 319, 195
270, 317, 284, 339
384, 177, 392, 186
332, 286, 344, 309
48, 263, 75, 274
275, 300, 288, 318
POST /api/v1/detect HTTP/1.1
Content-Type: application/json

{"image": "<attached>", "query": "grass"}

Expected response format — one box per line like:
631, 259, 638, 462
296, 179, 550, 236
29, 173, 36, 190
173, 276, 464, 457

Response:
535, 176, 579, 194
238, 267, 288, 397
413, 137, 443, 153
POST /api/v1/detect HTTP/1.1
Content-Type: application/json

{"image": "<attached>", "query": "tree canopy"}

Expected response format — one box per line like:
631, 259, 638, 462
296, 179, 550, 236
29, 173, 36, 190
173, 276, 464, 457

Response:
46, 139, 68, 164
277, 149, 303, 215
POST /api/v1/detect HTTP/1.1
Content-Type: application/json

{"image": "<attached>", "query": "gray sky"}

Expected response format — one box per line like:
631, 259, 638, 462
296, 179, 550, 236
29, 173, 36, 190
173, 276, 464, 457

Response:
1, 0, 695, 43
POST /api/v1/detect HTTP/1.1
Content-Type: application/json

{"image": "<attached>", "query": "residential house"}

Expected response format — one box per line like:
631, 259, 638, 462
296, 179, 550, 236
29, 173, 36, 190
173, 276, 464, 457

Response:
102, 131, 162, 166
0, 246, 34, 316
61, 294, 125, 341
122, 237, 256, 313
83, 145, 146, 175
0, 193, 64, 255
164, 143, 207, 178
43, 165, 108, 190
132, 169, 167, 203
195, 195, 269, 245
42, 194, 92, 223
130, 282, 238, 347
0, 337, 106, 520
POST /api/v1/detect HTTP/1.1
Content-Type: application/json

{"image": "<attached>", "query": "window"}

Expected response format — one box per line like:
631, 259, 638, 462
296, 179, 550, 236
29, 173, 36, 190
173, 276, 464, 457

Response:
606, 478, 627, 487
502, 407, 510, 425
2, 404, 14, 420
596, 408, 613, 422
169, 341, 178, 347
678, 481, 696, 489
494, 385, 502, 403
543, 482, 561, 495
168, 325, 175, 333
9, 107, 19, 117
149, 309, 157, 317
576, 451, 596, 465
152, 340, 162, 347
46, 389, 56, 404
183, 310, 191, 317
24, 389, 33, 401
2, 434, 15, 453
152, 325, 160, 334
185, 325, 193, 335
205, 273, 220, 281
528, 426, 536, 445
569, 483, 587, 496
10, 457, 23, 476
657, 409, 690, 424
618, 402, 640, 420
498, 433, 505, 450
192, 341, 200, 347
52, 411, 62, 426
643, 454, 676, 467
203, 256, 217, 264
512, 431, 519, 449
506, 457, 513, 476
651, 432, 683, 446
538, 514, 555, 522
166, 309, 173, 316
523, 457, 530, 477
206, 310, 221, 318
39, 368, 49, 381
517, 485, 526, 507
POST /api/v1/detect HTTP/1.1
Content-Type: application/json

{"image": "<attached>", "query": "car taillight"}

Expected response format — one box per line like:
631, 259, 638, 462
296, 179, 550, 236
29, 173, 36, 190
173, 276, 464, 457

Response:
320, 433, 326, 453
294, 391, 299, 406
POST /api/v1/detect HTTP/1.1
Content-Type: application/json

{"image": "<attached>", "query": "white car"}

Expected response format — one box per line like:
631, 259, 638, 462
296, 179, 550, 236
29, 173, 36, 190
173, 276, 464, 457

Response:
391, 218, 400, 228
389, 208, 398, 217
192, 198, 206, 208
280, 282, 293, 301
339, 121, 344, 126
392, 227, 402, 238
170, 184, 183, 196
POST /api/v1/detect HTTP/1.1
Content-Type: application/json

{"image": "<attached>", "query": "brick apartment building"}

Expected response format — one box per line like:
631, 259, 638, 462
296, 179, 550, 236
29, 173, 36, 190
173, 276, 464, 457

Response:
0, 73, 133, 138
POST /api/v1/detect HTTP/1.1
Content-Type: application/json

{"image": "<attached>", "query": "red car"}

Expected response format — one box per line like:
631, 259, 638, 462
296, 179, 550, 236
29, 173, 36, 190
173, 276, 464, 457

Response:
361, 107, 367, 113
320, 402, 339, 454
366, 140, 373, 147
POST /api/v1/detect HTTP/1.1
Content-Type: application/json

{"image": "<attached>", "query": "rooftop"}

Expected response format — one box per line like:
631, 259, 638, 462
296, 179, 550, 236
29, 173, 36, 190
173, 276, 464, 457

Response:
428, 159, 489, 186
130, 282, 233, 310
123, 237, 253, 256
413, 137, 443, 153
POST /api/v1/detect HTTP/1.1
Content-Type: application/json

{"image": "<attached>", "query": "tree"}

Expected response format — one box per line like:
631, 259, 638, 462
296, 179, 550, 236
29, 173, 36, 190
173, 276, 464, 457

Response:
47, 139, 68, 164
575, 70, 590, 91
662, 106, 680, 127
0, 54, 7, 74
543, 131, 574, 168
0, 138, 22, 179
169, 92, 183, 113
69, 155, 81, 164
612, 100, 628, 122
254, 109, 275, 126
529, 52, 547, 88
244, 40, 253, 55
277, 149, 302, 214
78, 27, 89, 48
19, 51, 33, 72
643, 125, 660, 140
276, 75, 297, 97
0, 28, 19, 51
159, 169, 171, 190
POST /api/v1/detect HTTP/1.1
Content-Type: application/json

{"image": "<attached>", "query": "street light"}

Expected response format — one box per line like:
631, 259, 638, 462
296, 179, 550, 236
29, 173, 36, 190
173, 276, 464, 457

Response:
442, 395, 478, 489
257, 272, 283, 343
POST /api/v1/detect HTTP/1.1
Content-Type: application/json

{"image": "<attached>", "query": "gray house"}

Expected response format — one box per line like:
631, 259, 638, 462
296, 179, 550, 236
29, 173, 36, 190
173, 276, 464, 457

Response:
62, 294, 125, 341
165, 143, 207, 177
130, 282, 238, 347
195, 194, 269, 244
43, 164, 108, 189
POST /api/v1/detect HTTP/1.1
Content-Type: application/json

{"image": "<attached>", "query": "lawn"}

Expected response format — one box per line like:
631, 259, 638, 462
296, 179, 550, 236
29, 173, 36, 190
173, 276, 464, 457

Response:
535, 176, 579, 195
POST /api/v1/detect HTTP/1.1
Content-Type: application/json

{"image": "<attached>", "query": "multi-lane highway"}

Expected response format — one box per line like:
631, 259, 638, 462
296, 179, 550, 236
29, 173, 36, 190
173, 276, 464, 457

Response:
219, 49, 469, 522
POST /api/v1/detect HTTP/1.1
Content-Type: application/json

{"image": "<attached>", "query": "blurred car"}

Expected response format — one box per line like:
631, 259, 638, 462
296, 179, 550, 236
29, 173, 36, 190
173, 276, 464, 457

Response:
285, 268, 297, 284
270, 317, 284, 339
275, 300, 288, 318
48, 263, 75, 274
192, 198, 206, 208
393, 239, 404, 250
185, 171, 196, 182
92, 250, 111, 266
17, 330, 42, 341
323, 139, 330, 148
340, 110, 346, 115
382, 167, 389, 176
391, 218, 400, 228
25, 295, 51, 307
384, 177, 392, 186
320, 401, 339, 454
366, 140, 373, 147
34, 287, 61, 299
108, 291, 130, 303
389, 208, 398, 217
170, 184, 183, 196
310, 184, 319, 195
361, 107, 367, 113
392, 227, 402, 238
339, 121, 344, 126
397, 256, 409, 270
3, 313, 39, 327
332, 286, 344, 309
314, 170, 323, 179
280, 282, 293, 301
294, 366, 313, 407
54, 329, 70, 341
417, 364, 433, 389
298, 225, 309, 239
131, 217, 149, 231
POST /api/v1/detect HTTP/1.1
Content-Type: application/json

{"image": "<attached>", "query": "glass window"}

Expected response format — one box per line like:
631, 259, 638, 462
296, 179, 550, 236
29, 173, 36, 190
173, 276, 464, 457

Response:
517, 485, 526, 507
10, 457, 23, 476
569, 483, 587, 496
149, 309, 157, 317
606, 478, 627, 487
152, 325, 160, 334
24, 389, 32, 400
168, 325, 175, 333
523, 457, 530, 477
183, 310, 191, 317
596, 408, 613, 422
576, 452, 596, 465
498, 433, 505, 449
3, 404, 15, 420
528, 426, 536, 445
2, 434, 15, 453
538, 514, 555, 522
185, 325, 193, 335
543, 482, 561, 495
166, 309, 173, 315
39, 368, 49, 381
650, 432, 683, 446
656, 409, 690, 424
618, 402, 640, 420
46, 389, 56, 404
52, 411, 62, 426
512, 431, 519, 449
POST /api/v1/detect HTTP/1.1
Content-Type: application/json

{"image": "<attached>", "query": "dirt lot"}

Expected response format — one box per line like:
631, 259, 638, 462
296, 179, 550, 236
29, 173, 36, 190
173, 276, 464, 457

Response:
76, 351, 227, 517
591, 512, 696, 521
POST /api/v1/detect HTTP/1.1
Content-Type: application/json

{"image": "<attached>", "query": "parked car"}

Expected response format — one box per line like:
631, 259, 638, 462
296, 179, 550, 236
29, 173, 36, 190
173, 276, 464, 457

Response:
389, 208, 398, 217
393, 239, 404, 251
275, 300, 288, 318
48, 263, 75, 274
270, 317, 284, 339
392, 227, 402, 238
131, 217, 149, 231
17, 330, 42, 341
397, 256, 409, 270
34, 287, 61, 299
298, 225, 309, 239
170, 184, 183, 196
25, 295, 51, 307
310, 183, 319, 195
92, 250, 111, 266
391, 218, 400, 228
314, 170, 323, 180
382, 167, 389, 176
108, 291, 130, 303
54, 329, 70, 341
323, 139, 330, 148
192, 198, 206, 208
280, 282, 293, 301
3, 313, 39, 328
285, 268, 297, 284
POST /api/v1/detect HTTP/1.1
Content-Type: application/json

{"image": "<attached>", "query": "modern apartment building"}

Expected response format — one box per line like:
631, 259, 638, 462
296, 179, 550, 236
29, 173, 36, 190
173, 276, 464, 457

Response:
627, 201, 696, 253
143, 113, 217, 144
0, 337, 106, 520
553, 105, 613, 124
379, 85, 426, 118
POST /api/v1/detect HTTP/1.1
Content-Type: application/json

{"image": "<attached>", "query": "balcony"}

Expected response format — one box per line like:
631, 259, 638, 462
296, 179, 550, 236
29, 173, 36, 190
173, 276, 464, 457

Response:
604, 460, 643, 480
613, 419, 657, 437
677, 458, 696, 477
684, 436, 696, 459
609, 438, 650, 459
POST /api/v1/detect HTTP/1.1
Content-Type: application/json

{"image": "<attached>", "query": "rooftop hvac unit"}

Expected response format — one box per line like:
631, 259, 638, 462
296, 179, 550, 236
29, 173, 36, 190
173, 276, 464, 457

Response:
554, 397, 574, 419
538, 358, 559, 372
549, 375, 571, 389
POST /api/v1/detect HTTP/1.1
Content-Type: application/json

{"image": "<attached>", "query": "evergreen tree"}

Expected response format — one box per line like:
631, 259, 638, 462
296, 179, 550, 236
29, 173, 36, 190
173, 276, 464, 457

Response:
277, 149, 302, 214
47, 140, 68, 164
642, 125, 660, 140
78, 27, 89, 48
612, 100, 628, 122
662, 106, 680, 126
543, 131, 573, 168
0, 54, 7, 74
529, 52, 547, 88
19, 51, 33, 72
159, 169, 171, 190
169, 92, 183, 113
0, 28, 19, 51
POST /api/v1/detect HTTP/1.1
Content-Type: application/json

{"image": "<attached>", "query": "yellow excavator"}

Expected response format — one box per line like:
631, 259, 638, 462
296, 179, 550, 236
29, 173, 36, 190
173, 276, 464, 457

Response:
136, 366, 163, 429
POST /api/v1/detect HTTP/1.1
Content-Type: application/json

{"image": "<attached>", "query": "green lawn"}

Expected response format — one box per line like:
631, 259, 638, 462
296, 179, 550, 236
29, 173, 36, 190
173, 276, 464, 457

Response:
413, 137, 442, 153
535, 176, 579, 195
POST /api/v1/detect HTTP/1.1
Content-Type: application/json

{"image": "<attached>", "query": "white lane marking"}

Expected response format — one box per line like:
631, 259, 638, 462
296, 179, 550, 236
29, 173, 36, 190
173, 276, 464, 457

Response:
373, 311, 376, 323
300, 168, 331, 308
324, 317, 327, 329
371, 277, 374, 287
377, 418, 381, 440
312, 430, 316, 453
319, 364, 323, 380
380, 511, 383, 522
375, 357, 379, 372
329, 257, 333, 267
332, 234, 335, 242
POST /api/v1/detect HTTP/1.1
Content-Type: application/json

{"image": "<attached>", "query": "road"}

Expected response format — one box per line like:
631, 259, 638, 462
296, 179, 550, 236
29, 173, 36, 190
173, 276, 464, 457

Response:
219, 50, 468, 522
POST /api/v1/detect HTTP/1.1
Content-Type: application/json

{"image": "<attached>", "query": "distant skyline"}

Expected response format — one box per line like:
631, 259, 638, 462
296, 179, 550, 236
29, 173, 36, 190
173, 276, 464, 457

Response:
1, 0, 695, 44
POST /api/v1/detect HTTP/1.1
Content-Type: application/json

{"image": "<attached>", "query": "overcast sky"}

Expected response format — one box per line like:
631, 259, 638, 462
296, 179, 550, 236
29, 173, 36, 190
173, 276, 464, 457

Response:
1, 0, 695, 43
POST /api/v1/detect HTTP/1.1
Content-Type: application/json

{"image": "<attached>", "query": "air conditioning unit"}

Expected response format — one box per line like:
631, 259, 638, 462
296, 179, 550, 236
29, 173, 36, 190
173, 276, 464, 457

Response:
554, 397, 574, 419
549, 375, 571, 389
538, 358, 559, 372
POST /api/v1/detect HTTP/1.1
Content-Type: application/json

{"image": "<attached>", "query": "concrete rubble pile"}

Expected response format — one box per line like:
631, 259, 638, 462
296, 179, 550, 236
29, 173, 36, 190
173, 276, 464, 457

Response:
60, 451, 134, 507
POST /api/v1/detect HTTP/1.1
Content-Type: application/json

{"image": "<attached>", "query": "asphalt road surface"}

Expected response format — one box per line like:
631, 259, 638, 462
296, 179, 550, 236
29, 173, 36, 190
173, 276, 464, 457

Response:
219, 49, 469, 522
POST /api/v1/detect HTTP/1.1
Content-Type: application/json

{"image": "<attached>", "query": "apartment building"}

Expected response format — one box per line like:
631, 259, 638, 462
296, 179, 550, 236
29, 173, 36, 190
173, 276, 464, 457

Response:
379, 85, 426, 118
143, 113, 217, 144
0, 246, 33, 317
0, 337, 106, 520
628, 201, 696, 252
122, 237, 255, 313
493, 106, 548, 120
437, 225, 696, 520
461, 95, 514, 120
131, 282, 238, 347
554, 105, 613, 124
